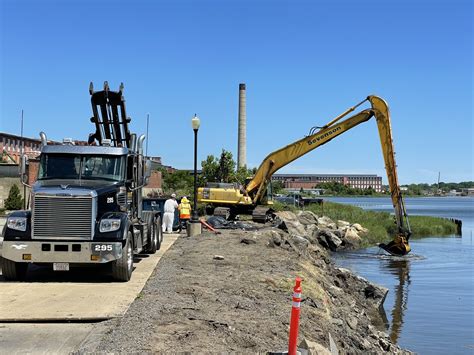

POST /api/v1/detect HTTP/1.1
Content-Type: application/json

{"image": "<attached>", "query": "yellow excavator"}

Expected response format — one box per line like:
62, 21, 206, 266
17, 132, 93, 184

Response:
197, 95, 411, 256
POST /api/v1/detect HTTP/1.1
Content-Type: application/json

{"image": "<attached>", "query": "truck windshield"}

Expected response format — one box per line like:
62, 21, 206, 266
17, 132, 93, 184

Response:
38, 154, 125, 182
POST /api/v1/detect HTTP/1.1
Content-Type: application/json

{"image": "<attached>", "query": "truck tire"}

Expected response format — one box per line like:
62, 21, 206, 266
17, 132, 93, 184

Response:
1, 257, 28, 281
156, 215, 163, 251
111, 231, 133, 282
146, 215, 162, 254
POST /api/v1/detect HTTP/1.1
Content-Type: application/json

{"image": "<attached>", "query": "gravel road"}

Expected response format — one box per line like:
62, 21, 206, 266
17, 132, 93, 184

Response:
79, 218, 411, 354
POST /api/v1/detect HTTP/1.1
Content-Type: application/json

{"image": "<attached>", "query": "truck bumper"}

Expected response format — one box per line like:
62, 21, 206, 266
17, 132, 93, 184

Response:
1, 241, 123, 263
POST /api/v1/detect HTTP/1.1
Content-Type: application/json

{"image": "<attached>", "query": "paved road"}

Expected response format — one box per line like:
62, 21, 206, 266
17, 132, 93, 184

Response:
0, 233, 179, 353
0, 323, 95, 355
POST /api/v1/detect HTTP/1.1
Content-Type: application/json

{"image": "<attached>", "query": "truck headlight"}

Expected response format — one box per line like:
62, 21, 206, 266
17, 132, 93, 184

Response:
99, 219, 121, 233
7, 217, 27, 232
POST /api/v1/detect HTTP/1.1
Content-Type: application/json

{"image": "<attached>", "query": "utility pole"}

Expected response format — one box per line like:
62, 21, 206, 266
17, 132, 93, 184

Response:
146, 113, 149, 157
21, 109, 26, 209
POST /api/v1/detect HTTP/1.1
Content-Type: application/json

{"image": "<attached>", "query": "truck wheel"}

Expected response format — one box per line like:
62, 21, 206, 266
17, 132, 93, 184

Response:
1, 257, 28, 281
155, 215, 163, 251
146, 216, 162, 254
111, 231, 133, 282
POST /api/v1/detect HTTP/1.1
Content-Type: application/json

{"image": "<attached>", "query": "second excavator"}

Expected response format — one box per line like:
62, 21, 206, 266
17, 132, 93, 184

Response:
197, 95, 411, 256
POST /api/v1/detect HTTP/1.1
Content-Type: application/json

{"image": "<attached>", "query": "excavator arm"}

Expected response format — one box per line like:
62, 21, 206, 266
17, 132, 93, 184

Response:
246, 98, 373, 202
245, 95, 411, 255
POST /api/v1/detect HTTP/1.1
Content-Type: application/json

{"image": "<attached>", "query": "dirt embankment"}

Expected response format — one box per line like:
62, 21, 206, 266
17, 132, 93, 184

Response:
84, 211, 410, 354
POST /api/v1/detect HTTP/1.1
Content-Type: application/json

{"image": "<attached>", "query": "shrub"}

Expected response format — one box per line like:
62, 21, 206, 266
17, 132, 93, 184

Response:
5, 184, 23, 210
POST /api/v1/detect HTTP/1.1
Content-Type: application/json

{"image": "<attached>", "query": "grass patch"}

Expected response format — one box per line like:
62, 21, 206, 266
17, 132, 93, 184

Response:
306, 201, 457, 247
271, 200, 298, 213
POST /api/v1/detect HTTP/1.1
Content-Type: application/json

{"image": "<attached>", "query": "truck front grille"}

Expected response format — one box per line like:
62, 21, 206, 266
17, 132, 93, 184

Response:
33, 195, 94, 240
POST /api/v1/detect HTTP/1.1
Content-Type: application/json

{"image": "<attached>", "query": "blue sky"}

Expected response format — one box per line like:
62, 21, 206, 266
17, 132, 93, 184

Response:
0, 0, 472, 184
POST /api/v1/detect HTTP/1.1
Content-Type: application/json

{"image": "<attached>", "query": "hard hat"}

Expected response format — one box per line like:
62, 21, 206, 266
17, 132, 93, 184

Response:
171, 193, 176, 198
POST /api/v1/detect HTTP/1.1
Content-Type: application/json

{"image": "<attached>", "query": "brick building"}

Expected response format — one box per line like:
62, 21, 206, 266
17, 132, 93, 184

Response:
272, 173, 383, 192
1, 132, 164, 189
1, 132, 43, 163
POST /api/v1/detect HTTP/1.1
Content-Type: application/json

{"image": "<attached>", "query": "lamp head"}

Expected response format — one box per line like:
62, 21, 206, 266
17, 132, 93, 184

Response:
191, 114, 200, 130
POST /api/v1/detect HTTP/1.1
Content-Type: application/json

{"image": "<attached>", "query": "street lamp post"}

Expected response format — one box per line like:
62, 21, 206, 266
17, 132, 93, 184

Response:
191, 114, 200, 221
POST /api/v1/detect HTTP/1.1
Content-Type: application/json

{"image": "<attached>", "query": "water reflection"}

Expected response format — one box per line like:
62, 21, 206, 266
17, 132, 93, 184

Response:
381, 258, 411, 344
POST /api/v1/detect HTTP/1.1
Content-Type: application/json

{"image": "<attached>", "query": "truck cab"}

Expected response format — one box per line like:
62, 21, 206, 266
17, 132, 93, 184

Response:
1, 82, 162, 281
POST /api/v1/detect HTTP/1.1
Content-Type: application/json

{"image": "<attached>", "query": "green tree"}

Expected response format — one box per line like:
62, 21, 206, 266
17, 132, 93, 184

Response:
199, 149, 257, 186
162, 170, 194, 196
200, 155, 220, 184
201, 149, 254, 185
317, 181, 377, 196
218, 150, 235, 183
272, 180, 285, 195
5, 184, 23, 210
235, 166, 253, 185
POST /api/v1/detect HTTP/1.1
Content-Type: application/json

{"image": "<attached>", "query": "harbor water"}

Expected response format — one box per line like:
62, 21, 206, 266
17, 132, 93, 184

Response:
329, 197, 474, 354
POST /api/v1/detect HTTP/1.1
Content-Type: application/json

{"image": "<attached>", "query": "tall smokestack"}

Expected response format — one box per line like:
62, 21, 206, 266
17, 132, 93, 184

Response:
237, 83, 247, 168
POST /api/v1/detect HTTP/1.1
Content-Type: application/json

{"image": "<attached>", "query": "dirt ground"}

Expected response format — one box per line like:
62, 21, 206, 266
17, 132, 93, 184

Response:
84, 218, 411, 354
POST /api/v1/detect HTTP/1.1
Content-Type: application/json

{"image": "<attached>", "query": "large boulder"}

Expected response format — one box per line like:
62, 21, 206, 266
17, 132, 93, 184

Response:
255, 229, 286, 247
344, 227, 362, 248
317, 216, 337, 230
299, 338, 331, 355
337, 220, 351, 228
352, 223, 369, 234
289, 235, 310, 250
297, 210, 319, 225
317, 229, 343, 251
275, 211, 307, 236
336, 267, 388, 310
305, 224, 319, 238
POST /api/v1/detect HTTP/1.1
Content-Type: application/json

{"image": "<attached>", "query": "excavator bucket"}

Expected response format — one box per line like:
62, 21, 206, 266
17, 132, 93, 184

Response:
379, 235, 411, 256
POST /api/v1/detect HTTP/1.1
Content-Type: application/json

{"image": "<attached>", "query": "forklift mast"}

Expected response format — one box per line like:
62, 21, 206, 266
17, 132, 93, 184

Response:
88, 81, 132, 148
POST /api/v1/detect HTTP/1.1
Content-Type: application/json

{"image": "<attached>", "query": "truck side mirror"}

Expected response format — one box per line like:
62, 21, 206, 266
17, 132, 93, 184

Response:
20, 155, 27, 176
143, 160, 152, 185
144, 160, 151, 178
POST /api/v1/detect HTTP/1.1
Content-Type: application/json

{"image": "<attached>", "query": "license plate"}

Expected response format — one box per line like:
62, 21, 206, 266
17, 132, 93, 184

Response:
53, 262, 69, 271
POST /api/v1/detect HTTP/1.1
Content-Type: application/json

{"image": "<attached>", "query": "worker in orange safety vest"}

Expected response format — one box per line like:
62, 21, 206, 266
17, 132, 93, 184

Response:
178, 196, 191, 226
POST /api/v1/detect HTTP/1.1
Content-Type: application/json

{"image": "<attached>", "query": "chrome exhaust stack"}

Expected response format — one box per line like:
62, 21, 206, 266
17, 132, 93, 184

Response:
137, 134, 146, 156
40, 132, 48, 147
130, 134, 137, 152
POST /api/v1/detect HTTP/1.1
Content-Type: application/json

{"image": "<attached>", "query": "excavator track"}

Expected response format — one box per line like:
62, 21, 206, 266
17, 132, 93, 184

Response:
252, 206, 275, 223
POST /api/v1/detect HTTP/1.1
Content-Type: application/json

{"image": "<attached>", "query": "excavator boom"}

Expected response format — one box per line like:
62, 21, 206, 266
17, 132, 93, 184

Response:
246, 100, 373, 203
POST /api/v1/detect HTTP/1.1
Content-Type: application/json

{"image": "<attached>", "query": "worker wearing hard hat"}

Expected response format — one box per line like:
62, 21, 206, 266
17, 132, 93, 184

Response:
178, 196, 191, 228
162, 193, 178, 233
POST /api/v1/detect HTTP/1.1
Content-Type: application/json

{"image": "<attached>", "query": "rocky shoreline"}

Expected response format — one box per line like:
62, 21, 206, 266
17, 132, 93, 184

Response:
78, 211, 411, 354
